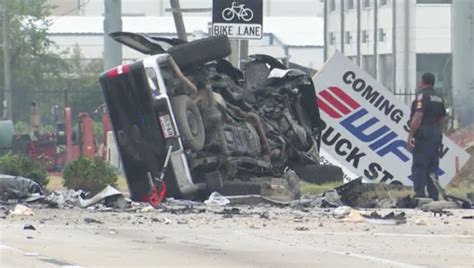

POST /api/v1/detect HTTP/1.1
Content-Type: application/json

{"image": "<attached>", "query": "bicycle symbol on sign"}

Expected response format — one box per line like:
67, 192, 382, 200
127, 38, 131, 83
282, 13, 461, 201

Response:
222, 2, 254, 22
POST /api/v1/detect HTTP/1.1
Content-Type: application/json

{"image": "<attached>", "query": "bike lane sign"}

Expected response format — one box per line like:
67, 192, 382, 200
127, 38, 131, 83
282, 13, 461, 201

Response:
212, 0, 263, 39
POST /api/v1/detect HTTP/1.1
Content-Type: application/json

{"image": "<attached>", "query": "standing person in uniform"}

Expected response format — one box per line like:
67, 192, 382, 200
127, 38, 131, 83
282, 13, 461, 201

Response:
406, 72, 447, 200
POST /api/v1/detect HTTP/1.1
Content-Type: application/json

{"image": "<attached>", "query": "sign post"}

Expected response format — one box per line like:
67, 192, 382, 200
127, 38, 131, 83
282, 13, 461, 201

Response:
212, 0, 263, 40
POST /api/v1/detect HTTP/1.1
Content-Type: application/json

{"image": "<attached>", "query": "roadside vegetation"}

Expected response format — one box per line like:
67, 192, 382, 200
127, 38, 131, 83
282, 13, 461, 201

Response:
0, 153, 49, 186
62, 157, 118, 195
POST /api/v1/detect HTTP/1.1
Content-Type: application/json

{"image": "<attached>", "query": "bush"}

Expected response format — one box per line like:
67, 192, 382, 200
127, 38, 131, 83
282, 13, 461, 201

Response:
0, 153, 49, 186
62, 157, 118, 194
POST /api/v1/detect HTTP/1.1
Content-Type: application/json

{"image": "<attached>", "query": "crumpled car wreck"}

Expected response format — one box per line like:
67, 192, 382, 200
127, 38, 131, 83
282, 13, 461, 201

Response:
100, 33, 334, 205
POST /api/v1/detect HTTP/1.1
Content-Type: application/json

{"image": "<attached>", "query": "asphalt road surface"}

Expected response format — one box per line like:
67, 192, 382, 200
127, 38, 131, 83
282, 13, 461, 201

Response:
1, 207, 473, 267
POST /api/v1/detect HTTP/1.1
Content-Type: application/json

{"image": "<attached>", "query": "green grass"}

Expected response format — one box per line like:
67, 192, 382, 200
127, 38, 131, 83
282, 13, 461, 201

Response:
48, 175, 472, 200
445, 185, 474, 198
47, 175, 64, 191
300, 181, 343, 195
47, 175, 129, 193
300, 181, 474, 200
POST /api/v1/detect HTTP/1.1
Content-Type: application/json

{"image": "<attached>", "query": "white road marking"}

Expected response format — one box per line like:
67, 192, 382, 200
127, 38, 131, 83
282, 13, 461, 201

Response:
311, 231, 473, 239
0, 244, 82, 268
326, 251, 421, 268
237, 231, 422, 268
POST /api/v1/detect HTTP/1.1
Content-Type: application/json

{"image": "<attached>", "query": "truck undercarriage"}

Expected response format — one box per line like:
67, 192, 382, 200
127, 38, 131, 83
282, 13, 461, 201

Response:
100, 34, 336, 205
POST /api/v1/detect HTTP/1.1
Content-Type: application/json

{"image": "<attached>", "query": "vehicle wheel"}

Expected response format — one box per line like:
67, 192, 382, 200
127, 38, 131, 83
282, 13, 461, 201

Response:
294, 164, 343, 184
168, 35, 231, 69
171, 95, 205, 152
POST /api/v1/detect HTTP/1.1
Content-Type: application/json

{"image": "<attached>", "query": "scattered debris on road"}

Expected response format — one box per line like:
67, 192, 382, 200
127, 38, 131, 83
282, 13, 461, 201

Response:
140, 205, 156, 213
430, 209, 453, 217
46, 189, 83, 208
415, 219, 428, 226
23, 224, 36, 231
79, 185, 127, 209
84, 217, 104, 224
177, 219, 188, 225
333, 206, 351, 219
204, 192, 230, 207
8, 204, 34, 216
360, 211, 407, 225
295, 226, 309, 231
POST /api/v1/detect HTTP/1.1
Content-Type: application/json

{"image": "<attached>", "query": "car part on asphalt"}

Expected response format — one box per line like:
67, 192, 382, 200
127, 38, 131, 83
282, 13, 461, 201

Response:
78, 185, 125, 208
23, 224, 36, 231
0, 175, 44, 201
361, 211, 407, 225
428, 173, 472, 208
293, 164, 343, 184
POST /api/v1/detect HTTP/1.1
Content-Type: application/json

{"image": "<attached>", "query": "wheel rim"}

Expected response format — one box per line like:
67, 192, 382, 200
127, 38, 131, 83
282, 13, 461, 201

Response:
186, 109, 199, 136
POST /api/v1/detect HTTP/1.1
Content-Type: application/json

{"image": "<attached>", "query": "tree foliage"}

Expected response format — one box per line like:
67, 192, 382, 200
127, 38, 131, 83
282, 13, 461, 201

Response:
0, 0, 69, 121
1, 1, 106, 126
67, 45, 104, 118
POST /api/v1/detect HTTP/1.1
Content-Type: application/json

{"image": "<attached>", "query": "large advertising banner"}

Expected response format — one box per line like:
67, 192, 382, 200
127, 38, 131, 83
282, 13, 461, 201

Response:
313, 51, 470, 186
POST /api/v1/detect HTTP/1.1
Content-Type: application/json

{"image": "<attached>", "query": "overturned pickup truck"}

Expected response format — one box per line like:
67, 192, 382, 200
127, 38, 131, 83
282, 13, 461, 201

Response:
100, 34, 336, 205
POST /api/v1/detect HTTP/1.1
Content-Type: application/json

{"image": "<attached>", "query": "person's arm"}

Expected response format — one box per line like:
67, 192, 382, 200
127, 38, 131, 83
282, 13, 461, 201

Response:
406, 94, 427, 150
408, 111, 423, 137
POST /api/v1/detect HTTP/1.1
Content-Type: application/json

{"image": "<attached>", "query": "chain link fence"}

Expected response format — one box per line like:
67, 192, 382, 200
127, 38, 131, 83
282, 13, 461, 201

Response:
13, 88, 103, 127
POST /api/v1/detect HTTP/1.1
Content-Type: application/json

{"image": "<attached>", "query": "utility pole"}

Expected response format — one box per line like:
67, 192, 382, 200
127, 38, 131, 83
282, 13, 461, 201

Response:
452, 0, 474, 127
323, 0, 328, 61
103, 0, 122, 71
373, 0, 378, 80
2, 0, 12, 120
170, 0, 188, 41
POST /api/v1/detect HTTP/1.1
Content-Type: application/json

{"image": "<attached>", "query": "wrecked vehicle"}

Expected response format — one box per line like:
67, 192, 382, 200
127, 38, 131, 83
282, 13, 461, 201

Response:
100, 33, 328, 205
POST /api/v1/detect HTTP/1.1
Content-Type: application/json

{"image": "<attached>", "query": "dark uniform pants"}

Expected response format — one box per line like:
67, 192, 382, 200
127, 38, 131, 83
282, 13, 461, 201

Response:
412, 126, 442, 200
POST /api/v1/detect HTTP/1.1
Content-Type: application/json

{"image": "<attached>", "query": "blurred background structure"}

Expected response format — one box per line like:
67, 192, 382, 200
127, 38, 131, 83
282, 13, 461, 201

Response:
323, 0, 473, 127
0, 0, 472, 131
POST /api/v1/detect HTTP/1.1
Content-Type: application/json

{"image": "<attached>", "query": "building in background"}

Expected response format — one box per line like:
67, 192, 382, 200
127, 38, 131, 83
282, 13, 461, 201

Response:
48, 0, 324, 17
324, 0, 452, 101
45, 0, 325, 69
47, 16, 324, 69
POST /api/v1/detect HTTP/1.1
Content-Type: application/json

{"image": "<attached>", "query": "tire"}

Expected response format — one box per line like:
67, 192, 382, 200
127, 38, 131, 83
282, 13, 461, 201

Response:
168, 35, 232, 69
171, 95, 205, 152
294, 164, 343, 184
